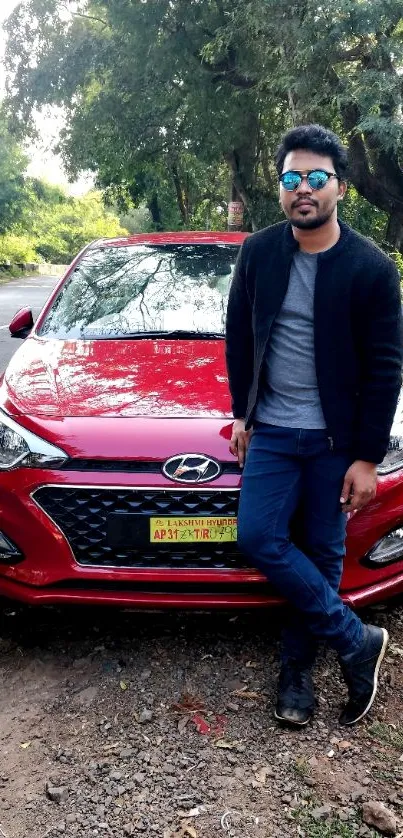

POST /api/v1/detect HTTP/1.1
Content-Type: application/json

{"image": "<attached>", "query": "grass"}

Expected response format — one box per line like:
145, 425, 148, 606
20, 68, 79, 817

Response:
368, 721, 403, 750
293, 806, 378, 837
372, 768, 396, 781
294, 757, 312, 778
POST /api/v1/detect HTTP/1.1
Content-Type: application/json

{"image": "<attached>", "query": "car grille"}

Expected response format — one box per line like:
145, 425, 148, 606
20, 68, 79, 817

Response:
32, 486, 247, 570
58, 459, 241, 475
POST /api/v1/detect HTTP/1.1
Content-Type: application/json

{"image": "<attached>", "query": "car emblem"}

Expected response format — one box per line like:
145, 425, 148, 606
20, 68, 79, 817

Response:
162, 454, 221, 483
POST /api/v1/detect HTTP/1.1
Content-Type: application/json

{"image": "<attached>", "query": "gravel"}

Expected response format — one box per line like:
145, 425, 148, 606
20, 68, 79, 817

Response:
0, 600, 402, 837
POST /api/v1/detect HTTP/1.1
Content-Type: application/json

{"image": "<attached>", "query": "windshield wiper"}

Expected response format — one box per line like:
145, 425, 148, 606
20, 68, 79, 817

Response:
95, 330, 225, 340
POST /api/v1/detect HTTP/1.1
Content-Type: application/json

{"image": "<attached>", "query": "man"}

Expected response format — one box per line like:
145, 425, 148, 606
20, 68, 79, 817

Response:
225, 124, 403, 727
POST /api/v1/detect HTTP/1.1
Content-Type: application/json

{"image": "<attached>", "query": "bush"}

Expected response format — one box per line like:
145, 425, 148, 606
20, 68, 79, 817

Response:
0, 233, 37, 262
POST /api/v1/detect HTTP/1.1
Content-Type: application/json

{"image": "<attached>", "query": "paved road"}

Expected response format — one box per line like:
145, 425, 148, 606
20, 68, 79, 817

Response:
0, 275, 59, 372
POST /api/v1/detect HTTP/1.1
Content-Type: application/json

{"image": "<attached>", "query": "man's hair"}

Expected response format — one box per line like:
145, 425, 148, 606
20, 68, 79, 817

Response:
275, 124, 348, 180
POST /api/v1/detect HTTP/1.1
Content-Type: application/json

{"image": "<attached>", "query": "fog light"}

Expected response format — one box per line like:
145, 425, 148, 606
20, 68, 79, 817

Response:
0, 532, 24, 564
365, 528, 403, 567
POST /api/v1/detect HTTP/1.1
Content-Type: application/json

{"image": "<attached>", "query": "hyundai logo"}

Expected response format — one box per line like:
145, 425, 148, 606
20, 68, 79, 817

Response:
162, 454, 221, 483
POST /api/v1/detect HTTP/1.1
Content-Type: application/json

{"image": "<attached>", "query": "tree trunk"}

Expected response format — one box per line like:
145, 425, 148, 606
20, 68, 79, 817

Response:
171, 163, 188, 226
148, 193, 163, 230
341, 102, 403, 255
384, 213, 403, 254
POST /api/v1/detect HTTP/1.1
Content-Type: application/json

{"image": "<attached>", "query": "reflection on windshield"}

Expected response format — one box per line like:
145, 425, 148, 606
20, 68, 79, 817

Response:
38, 244, 239, 339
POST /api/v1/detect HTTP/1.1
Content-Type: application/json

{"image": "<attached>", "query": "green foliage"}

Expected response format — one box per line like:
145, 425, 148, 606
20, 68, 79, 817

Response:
0, 107, 30, 234
0, 185, 128, 264
28, 191, 127, 263
0, 233, 37, 262
2, 0, 403, 248
392, 252, 403, 284
340, 186, 388, 245
293, 805, 378, 838
117, 205, 153, 235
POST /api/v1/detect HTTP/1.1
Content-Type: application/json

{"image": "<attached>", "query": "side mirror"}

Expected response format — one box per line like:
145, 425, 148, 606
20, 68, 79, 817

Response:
9, 308, 34, 338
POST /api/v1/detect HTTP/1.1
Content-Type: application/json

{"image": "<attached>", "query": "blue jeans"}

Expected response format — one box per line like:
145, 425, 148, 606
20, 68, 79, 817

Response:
237, 423, 364, 663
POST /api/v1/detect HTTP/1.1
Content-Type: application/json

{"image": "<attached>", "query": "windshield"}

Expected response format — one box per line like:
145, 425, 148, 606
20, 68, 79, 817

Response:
38, 243, 239, 339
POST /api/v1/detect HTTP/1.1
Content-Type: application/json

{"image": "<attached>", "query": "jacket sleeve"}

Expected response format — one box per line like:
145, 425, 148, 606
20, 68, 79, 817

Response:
355, 261, 403, 463
225, 241, 254, 419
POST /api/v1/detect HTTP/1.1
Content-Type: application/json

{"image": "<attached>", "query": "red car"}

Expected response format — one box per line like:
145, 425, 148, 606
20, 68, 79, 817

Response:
0, 232, 403, 610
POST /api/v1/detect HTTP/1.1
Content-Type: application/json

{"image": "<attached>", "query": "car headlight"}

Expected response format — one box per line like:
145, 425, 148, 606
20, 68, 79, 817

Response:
0, 410, 67, 470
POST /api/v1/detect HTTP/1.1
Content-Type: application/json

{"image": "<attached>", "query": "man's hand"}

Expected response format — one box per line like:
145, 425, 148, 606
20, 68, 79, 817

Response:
340, 460, 378, 514
230, 418, 252, 468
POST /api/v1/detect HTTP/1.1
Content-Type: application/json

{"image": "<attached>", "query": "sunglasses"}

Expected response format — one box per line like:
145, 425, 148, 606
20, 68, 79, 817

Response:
279, 169, 340, 191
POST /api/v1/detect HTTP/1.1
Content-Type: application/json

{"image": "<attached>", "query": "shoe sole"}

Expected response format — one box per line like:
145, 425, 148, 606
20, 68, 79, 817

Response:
342, 627, 389, 726
274, 709, 312, 727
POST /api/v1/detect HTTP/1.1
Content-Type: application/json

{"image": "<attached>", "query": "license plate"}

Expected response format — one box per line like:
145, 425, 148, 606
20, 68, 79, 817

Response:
150, 516, 237, 543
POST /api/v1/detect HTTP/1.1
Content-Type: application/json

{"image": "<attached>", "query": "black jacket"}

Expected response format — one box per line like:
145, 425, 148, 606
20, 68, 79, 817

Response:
225, 220, 403, 464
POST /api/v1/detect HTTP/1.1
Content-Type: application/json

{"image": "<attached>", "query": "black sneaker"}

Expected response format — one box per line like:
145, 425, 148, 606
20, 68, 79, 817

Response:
274, 660, 315, 726
338, 625, 389, 726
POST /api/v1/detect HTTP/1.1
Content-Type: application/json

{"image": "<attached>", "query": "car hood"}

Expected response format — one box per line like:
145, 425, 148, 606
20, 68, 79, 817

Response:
2, 336, 232, 419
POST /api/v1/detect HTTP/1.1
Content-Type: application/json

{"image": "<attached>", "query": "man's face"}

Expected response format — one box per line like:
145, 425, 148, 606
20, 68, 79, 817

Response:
279, 149, 346, 229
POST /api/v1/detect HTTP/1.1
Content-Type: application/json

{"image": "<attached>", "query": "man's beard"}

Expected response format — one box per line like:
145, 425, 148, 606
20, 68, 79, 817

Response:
288, 205, 334, 230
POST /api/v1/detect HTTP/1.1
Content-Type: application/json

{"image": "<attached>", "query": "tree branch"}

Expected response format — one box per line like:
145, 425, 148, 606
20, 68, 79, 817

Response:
342, 102, 403, 213
60, 4, 107, 27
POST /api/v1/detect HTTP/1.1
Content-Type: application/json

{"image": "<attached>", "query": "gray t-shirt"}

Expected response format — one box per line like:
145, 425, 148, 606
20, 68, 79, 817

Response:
255, 249, 326, 429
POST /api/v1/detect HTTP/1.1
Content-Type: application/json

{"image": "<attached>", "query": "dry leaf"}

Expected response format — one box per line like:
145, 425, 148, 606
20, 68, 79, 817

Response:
184, 827, 197, 838
232, 690, 263, 701
213, 739, 238, 749
171, 693, 205, 712
20, 742, 31, 749
178, 716, 189, 734
120, 681, 128, 691
245, 661, 258, 668
337, 740, 353, 751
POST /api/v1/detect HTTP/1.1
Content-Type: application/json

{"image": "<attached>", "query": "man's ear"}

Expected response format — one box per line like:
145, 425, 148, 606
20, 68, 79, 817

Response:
337, 181, 347, 201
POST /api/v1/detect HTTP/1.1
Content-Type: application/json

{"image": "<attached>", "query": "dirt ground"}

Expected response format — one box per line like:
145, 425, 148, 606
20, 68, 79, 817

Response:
0, 598, 402, 838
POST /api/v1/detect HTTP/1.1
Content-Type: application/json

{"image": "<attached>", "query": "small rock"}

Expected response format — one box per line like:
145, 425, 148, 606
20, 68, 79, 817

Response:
109, 771, 123, 782
45, 783, 68, 804
361, 777, 371, 786
226, 679, 247, 692
140, 669, 151, 679
351, 788, 366, 803
362, 801, 397, 835
311, 805, 333, 821
137, 708, 153, 724
305, 777, 317, 787
76, 686, 98, 705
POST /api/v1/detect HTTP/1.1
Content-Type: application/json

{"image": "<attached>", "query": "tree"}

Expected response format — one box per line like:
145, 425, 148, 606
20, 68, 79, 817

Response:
192, 0, 403, 249
0, 185, 128, 264
0, 106, 29, 234
4, 0, 277, 230
4, 1, 402, 247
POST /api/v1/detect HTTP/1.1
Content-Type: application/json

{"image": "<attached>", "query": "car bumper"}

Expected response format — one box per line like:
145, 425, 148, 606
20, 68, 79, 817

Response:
0, 466, 403, 609
1, 572, 403, 609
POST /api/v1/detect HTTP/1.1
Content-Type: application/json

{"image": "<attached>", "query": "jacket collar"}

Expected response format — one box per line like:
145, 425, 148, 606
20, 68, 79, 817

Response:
282, 218, 352, 262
